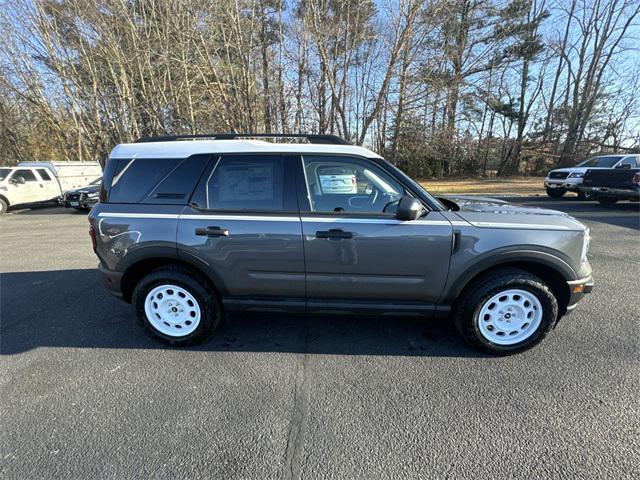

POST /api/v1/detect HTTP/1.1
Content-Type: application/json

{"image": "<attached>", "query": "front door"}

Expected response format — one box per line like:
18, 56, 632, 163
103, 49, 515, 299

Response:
297, 155, 453, 313
8, 169, 40, 204
177, 154, 306, 311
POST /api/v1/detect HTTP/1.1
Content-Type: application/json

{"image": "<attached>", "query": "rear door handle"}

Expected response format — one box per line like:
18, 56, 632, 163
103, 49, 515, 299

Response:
316, 228, 354, 239
195, 226, 229, 237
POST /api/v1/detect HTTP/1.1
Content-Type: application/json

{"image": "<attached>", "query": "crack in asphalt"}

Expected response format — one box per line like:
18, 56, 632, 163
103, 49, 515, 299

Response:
282, 324, 311, 480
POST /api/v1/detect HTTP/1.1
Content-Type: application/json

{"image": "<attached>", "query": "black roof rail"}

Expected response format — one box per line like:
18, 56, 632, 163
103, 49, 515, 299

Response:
134, 133, 352, 145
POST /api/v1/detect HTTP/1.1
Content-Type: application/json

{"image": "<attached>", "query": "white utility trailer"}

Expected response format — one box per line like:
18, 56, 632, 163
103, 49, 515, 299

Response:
0, 161, 102, 213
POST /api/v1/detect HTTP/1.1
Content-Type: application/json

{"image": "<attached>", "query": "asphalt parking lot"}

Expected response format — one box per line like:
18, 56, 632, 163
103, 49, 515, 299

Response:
1, 197, 639, 480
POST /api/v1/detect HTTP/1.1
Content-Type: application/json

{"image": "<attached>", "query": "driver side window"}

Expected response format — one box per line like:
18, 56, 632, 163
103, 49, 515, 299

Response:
302, 156, 405, 214
620, 157, 638, 168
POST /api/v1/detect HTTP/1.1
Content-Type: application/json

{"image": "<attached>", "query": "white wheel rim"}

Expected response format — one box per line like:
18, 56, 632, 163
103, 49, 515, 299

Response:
477, 289, 543, 345
144, 284, 201, 337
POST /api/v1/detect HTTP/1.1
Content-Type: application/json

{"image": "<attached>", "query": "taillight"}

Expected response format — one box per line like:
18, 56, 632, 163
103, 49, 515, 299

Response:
633, 173, 640, 186
89, 223, 97, 253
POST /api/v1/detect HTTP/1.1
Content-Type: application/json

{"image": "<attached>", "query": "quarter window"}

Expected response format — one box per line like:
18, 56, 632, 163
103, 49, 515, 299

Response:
302, 156, 405, 214
107, 157, 207, 204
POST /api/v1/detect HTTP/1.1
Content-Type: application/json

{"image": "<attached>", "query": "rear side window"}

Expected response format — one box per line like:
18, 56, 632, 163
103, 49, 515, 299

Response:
190, 155, 286, 211
105, 156, 208, 204
36, 169, 52, 181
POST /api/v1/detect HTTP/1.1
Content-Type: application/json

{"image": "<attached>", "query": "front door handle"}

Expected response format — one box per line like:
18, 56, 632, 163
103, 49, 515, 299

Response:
195, 226, 229, 237
316, 229, 354, 239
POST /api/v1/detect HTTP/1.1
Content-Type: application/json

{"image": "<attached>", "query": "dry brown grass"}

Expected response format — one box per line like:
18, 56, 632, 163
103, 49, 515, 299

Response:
420, 177, 545, 196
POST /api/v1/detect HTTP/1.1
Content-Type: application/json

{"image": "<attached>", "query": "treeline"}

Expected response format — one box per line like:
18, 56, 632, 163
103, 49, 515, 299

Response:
0, 0, 638, 177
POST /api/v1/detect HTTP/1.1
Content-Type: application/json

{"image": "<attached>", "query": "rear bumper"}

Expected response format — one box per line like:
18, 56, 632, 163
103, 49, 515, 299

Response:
578, 185, 640, 199
565, 275, 594, 313
98, 263, 125, 300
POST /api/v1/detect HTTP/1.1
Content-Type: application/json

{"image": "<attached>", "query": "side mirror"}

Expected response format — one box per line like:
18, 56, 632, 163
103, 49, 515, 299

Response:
616, 164, 630, 169
395, 195, 424, 221
10, 177, 25, 185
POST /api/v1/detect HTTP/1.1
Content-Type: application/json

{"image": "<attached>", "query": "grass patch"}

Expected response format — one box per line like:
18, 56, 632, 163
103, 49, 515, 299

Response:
419, 177, 545, 196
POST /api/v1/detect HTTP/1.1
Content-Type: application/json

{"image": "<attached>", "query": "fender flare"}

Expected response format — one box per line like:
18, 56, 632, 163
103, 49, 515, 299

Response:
441, 247, 576, 305
117, 245, 229, 300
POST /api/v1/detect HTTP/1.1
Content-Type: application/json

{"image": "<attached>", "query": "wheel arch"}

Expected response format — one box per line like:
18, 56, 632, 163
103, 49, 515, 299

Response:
445, 251, 574, 317
120, 255, 225, 303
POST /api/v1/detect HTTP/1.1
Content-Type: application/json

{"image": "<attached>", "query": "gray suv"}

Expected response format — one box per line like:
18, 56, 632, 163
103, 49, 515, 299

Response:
89, 134, 593, 354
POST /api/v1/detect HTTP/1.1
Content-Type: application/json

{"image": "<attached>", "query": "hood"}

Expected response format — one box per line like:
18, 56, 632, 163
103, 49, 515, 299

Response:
549, 167, 609, 174
444, 196, 586, 231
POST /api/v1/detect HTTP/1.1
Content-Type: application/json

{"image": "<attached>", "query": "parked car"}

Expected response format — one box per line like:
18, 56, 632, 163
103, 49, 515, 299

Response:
0, 161, 102, 214
578, 166, 640, 205
89, 133, 593, 355
544, 154, 640, 199
62, 177, 102, 210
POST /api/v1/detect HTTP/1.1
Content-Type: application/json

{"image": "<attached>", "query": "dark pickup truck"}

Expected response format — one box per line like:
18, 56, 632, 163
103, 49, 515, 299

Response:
579, 167, 640, 205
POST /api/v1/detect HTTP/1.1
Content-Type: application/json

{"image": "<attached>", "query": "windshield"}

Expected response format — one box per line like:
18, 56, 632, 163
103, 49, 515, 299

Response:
0, 168, 12, 181
382, 161, 446, 210
90, 177, 102, 186
577, 156, 623, 168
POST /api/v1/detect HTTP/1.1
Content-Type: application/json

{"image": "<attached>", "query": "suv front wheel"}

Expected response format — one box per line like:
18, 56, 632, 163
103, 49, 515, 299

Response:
132, 267, 222, 346
453, 268, 558, 355
546, 187, 566, 198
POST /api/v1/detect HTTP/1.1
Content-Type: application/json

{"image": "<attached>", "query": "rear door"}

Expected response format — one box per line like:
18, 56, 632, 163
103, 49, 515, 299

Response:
177, 154, 306, 311
297, 155, 453, 313
35, 168, 60, 200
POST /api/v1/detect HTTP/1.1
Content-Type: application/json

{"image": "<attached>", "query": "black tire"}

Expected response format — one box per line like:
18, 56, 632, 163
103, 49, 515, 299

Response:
597, 196, 618, 205
546, 187, 566, 198
577, 191, 592, 201
452, 268, 558, 355
132, 267, 222, 346
0, 198, 7, 214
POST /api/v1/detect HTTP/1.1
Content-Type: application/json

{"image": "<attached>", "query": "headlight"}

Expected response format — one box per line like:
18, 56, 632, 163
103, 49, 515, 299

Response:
568, 172, 584, 178
87, 191, 99, 198
581, 227, 590, 264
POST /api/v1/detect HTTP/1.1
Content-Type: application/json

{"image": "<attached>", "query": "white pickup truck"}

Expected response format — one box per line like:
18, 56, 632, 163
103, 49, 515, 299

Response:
0, 161, 102, 214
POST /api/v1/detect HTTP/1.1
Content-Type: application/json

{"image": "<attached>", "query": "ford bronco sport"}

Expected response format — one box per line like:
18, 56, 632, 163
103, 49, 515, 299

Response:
89, 133, 593, 354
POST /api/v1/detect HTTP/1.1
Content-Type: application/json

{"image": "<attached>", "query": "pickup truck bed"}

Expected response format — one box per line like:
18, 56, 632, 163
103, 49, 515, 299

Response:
579, 168, 640, 204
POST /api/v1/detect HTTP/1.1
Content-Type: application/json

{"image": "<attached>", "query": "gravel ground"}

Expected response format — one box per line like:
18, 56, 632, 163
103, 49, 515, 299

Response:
1, 197, 638, 480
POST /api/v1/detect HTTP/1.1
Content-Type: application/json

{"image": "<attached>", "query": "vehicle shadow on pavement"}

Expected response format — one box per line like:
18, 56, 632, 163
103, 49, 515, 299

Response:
0, 268, 480, 358
6, 205, 88, 216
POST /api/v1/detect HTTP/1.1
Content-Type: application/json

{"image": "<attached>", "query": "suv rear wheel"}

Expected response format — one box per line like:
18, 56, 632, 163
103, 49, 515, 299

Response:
132, 267, 221, 346
453, 268, 558, 355
0, 198, 7, 214
577, 191, 593, 201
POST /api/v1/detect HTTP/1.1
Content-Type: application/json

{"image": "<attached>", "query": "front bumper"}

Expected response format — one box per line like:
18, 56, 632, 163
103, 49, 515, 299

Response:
65, 198, 98, 209
544, 177, 582, 191
565, 275, 594, 313
578, 185, 640, 199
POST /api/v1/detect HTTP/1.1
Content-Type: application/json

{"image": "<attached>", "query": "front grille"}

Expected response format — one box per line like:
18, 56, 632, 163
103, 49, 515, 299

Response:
549, 171, 570, 179
67, 193, 80, 201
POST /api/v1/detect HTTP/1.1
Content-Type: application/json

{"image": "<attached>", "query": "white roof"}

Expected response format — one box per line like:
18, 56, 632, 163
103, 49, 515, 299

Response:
109, 139, 382, 159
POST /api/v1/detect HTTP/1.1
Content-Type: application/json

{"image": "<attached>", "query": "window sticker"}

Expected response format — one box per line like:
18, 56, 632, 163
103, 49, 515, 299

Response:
319, 174, 357, 194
